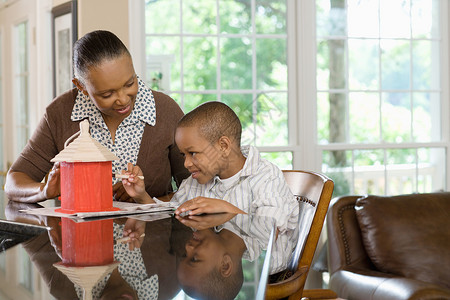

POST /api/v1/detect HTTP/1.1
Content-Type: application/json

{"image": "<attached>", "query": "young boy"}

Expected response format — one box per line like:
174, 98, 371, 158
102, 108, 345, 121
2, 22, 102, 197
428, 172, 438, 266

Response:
121, 101, 298, 253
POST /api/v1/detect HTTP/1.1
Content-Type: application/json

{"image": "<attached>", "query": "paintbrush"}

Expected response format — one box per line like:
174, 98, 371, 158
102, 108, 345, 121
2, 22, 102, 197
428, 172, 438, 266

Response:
113, 174, 144, 180
115, 233, 146, 244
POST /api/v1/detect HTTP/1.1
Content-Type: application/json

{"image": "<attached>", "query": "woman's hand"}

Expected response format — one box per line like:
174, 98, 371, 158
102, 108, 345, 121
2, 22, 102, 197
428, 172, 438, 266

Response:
42, 162, 61, 199
113, 182, 134, 202
45, 217, 63, 259
174, 197, 246, 216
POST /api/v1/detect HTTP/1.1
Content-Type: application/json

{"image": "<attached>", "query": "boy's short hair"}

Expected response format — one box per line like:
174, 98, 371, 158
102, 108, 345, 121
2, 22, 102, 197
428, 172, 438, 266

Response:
181, 260, 244, 300
178, 101, 242, 146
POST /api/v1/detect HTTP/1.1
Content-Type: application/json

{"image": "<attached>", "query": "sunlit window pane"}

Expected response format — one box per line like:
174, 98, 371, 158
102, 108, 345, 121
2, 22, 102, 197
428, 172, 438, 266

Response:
182, 0, 217, 34
222, 94, 254, 145
220, 0, 251, 34
413, 92, 439, 142
418, 148, 445, 192
348, 0, 379, 38
182, 93, 218, 113
316, 0, 346, 37
183, 37, 217, 91
349, 92, 379, 143
412, 40, 437, 90
382, 92, 411, 143
348, 39, 379, 90
256, 92, 288, 146
145, 0, 180, 34
322, 150, 352, 197
220, 37, 252, 90
146, 36, 180, 91
317, 92, 330, 144
260, 152, 292, 170
256, 38, 287, 90
386, 148, 416, 195
255, 0, 286, 34
411, 0, 439, 39
316, 40, 331, 91
353, 149, 385, 195
380, 0, 411, 38
381, 39, 411, 90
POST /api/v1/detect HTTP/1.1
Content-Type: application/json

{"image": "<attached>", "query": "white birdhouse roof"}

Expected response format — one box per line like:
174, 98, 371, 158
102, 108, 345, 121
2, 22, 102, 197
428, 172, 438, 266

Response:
51, 119, 119, 162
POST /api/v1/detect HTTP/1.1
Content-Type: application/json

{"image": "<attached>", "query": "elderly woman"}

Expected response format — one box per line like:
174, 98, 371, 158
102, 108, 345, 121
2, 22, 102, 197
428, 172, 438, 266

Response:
5, 30, 189, 203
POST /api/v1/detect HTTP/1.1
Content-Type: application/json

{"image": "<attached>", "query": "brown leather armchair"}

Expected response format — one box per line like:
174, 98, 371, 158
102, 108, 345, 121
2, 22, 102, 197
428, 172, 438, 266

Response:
326, 193, 450, 300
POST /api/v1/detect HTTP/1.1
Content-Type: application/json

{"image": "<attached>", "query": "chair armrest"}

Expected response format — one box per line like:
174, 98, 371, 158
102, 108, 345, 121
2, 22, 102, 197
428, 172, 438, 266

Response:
327, 196, 375, 274
265, 265, 309, 300
330, 268, 450, 300
302, 288, 338, 299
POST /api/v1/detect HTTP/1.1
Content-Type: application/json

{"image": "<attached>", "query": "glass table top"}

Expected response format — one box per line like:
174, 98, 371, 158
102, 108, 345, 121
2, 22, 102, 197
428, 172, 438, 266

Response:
0, 192, 276, 300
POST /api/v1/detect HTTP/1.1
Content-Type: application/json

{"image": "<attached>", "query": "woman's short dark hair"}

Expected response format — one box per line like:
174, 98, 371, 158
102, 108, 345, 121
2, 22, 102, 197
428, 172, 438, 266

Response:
73, 30, 131, 83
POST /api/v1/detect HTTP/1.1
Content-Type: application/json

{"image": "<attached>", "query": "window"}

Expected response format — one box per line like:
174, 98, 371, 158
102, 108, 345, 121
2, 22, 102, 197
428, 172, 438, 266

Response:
317, 0, 446, 196
144, 0, 292, 169
140, 0, 448, 196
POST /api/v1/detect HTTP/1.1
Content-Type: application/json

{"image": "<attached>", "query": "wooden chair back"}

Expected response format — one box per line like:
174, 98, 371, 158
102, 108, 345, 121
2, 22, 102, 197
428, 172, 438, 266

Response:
265, 170, 334, 300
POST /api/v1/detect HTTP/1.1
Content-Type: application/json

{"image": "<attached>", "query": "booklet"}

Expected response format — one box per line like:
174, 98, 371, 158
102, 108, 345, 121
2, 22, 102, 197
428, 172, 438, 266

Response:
20, 199, 177, 220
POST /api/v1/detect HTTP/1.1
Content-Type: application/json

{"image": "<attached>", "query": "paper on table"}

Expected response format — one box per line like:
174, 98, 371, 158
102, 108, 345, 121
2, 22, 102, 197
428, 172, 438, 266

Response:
20, 200, 177, 220
114, 199, 173, 212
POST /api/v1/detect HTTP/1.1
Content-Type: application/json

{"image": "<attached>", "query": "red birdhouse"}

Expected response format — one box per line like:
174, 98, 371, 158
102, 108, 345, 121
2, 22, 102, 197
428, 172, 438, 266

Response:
51, 120, 119, 214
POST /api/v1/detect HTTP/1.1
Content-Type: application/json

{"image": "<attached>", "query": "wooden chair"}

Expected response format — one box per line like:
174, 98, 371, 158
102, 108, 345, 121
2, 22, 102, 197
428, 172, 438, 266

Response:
265, 170, 337, 300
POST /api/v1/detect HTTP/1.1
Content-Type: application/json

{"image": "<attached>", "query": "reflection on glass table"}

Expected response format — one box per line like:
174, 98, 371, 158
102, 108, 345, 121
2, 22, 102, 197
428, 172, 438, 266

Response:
0, 198, 285, 300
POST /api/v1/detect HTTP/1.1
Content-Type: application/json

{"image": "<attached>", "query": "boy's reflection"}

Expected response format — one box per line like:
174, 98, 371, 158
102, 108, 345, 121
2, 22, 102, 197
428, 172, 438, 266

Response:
177, 228, 245, 300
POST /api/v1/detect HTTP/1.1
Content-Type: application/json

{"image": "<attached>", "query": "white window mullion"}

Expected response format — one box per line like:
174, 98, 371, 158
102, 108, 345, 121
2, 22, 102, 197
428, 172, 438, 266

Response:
287, 0, 298, 156
179, 0, 184, 107
216, 0, 221, 102
440, 0, 450, 190
295, 0, 318, 170
251, 0, 257, 146
128, 0, 145, 79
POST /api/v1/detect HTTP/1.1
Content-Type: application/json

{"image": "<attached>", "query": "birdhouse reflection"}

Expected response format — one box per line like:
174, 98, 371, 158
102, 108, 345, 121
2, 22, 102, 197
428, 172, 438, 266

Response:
61, 218, 114, 266
53, 218, 119, 300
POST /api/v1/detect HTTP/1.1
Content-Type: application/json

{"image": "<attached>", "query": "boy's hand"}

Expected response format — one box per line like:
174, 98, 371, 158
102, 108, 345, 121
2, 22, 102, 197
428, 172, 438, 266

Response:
175, 212, 237, 230
121, 218, 146, 251
174, 197, 246, 216
120, 163, 151, 203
